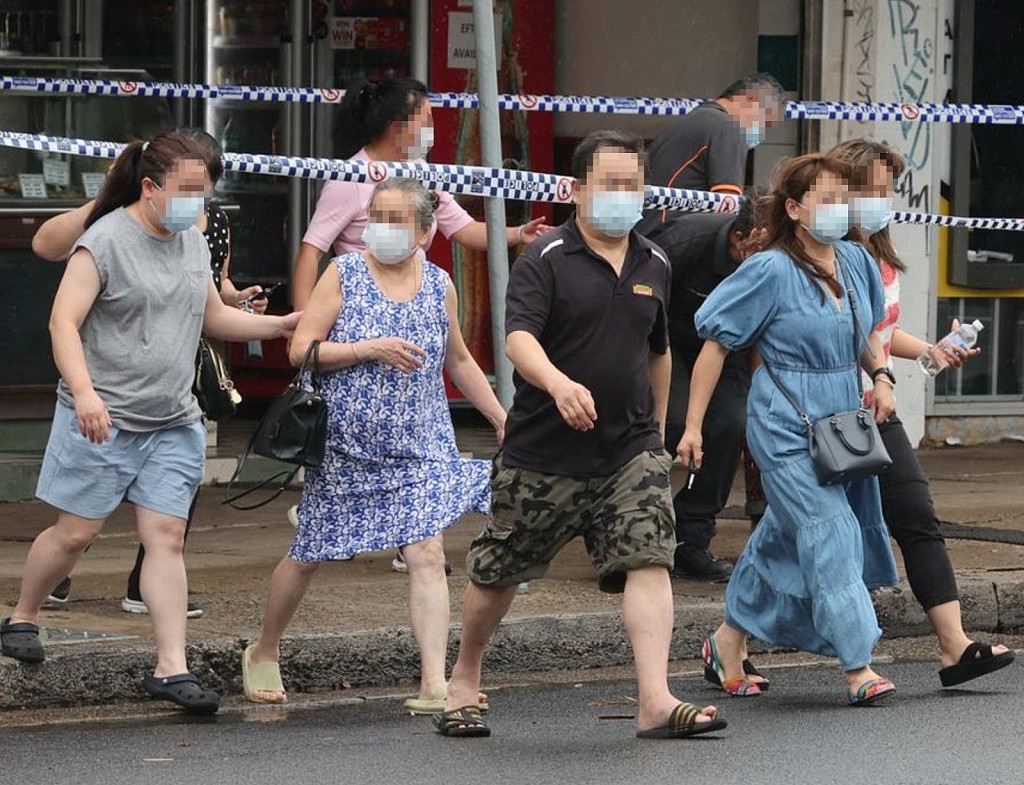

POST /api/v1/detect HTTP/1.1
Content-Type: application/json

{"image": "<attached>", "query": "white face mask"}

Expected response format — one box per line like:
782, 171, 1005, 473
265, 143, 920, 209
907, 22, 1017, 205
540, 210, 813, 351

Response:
362, 222, 417, 264
404, 125, 434, 160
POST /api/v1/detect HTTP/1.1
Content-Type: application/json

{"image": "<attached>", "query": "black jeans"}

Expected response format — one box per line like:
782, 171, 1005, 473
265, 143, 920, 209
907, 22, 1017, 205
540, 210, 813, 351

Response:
878, 415, 959, 611
125, 489, 199, 601
664, 353, 750, 551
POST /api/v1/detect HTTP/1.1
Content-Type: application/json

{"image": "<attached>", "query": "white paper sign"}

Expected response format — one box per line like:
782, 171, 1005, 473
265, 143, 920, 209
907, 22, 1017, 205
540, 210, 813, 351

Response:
447, 11, 502, 70
43, 158, 71, 188
82, 172, 106, 199
18, 173, 48, 199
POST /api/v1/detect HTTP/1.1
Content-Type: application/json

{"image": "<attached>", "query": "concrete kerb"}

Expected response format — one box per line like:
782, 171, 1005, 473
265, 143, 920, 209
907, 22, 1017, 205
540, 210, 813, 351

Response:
1, 575, 1019, 712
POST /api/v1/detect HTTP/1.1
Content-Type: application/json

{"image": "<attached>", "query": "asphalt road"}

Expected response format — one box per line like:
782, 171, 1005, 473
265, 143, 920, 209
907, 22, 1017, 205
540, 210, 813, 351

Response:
0, 659, 1019, 785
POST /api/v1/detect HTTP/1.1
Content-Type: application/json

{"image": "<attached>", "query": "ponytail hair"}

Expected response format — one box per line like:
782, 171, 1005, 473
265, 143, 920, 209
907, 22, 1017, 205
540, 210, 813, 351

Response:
86, 131, 206, 229
333, 77, 428, 159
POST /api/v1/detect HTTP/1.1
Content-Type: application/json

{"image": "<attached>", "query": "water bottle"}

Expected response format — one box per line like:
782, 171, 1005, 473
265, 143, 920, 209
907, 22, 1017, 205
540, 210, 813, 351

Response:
917, 320, 984, 377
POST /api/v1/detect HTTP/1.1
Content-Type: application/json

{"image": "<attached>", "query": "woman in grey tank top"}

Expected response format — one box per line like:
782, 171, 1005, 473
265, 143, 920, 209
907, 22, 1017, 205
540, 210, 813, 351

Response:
0, 132, 300, 714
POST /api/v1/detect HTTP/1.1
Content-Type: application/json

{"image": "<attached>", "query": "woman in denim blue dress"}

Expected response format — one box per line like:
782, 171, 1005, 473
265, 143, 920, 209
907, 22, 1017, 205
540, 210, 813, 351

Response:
677, 154, 900, 706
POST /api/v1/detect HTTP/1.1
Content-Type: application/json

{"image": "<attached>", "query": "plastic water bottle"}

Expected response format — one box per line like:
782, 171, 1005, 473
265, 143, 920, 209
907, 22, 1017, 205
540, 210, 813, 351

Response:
917, 320, 984, 376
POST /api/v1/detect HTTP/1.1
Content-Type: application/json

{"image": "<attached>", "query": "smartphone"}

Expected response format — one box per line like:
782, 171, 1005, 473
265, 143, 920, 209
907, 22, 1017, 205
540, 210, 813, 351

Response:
241, 281, 284, 305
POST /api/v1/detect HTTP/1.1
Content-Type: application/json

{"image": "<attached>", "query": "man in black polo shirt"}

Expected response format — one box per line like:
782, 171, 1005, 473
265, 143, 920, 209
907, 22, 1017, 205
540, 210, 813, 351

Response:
649, 198, 762, 583
438, 131, 725, 741
637, 73, 782, 237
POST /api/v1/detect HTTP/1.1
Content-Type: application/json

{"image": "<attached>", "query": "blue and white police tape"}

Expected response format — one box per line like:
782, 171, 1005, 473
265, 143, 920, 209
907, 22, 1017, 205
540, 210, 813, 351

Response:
2, 129, 1023, 231
3, 75, 1024, 125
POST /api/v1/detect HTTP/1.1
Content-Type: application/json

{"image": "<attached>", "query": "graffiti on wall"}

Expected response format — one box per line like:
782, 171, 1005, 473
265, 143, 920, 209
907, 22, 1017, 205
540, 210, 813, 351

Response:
887, 0, 934, 211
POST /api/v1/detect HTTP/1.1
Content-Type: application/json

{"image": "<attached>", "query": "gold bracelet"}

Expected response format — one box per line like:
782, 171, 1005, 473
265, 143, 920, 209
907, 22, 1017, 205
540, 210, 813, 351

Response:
350, 343, 359, 364
874, 376, 895, 389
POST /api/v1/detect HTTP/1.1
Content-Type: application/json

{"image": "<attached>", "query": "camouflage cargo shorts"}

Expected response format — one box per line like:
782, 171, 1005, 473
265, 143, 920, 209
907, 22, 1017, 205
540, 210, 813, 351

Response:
466, 449, 676, 594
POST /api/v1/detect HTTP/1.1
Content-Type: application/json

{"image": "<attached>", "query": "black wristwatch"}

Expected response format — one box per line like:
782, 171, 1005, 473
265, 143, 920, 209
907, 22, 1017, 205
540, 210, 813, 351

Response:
870, 366, 896, 386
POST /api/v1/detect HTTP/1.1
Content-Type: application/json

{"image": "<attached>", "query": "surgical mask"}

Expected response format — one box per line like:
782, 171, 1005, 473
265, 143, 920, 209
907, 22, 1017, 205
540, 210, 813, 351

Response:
362, 222, 417, 264
585, 190, 644, 237
798, 202, 851, 244
149, 183, 205, 234
850, 196, 893, 235
744, 121, 765, 149
405, 125, 434, 160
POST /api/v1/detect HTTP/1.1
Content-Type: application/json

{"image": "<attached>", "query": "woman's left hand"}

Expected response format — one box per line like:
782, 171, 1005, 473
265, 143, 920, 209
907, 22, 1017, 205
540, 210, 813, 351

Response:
517, 217, 553, 245
870, 379, 896, 424
942, 318, 981, 368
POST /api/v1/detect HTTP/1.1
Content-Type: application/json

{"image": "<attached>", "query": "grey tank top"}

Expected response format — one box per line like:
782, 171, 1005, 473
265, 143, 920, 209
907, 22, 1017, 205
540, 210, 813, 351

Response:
56, 207, 211, 431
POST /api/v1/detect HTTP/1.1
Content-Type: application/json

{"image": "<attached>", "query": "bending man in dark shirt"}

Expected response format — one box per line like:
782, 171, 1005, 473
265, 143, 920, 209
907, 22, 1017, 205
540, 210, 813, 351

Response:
438, 131, 725, 741
648, 197, 762, 583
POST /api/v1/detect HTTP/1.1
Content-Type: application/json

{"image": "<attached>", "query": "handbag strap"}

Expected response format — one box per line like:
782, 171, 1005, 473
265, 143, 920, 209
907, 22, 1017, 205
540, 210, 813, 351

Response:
292, 339, 322, 392
221, 426, 302, 510
760, 248, 876, 427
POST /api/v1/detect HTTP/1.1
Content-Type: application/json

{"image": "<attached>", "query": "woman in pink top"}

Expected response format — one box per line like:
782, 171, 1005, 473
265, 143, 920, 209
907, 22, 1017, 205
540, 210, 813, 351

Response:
294, 77, 550, 309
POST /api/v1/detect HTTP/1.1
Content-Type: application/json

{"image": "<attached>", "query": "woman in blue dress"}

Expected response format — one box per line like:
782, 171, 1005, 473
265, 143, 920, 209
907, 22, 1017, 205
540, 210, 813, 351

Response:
242, 178, 507, 710
676, 154, 900, 706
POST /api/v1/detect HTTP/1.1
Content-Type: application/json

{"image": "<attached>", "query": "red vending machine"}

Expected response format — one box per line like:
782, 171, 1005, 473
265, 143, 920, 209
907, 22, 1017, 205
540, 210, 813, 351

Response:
428, 0, 555, 399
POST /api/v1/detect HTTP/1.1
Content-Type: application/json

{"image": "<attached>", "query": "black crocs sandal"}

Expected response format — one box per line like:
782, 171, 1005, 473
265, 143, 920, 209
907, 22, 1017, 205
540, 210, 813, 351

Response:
939, 642, 1016, 688
143, 673, 220, 715
704, 659, 770, 691
433, 706, 491, 737
1, 618, 45, 664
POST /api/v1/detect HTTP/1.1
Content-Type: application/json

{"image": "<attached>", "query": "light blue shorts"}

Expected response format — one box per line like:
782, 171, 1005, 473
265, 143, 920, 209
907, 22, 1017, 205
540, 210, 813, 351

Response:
35, 404, 205, 520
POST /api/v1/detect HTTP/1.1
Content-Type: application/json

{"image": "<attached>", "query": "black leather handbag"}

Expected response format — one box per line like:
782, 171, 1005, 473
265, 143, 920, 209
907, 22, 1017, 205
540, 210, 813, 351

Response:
225, 341, 328, 509
193, 339, 241, 421
760, 256, 892, 486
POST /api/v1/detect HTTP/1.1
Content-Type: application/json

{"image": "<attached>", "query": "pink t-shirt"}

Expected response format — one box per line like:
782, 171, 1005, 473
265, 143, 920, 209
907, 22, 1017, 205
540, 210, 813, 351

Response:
301, 148, 475, 255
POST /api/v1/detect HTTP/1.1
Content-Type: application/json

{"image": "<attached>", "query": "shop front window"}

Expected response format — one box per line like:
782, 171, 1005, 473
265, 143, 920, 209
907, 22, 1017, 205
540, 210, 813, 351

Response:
934, 297, 1024, 402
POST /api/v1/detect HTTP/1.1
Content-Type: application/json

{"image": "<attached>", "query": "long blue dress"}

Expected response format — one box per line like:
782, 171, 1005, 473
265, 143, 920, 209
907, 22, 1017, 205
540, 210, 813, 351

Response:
289, 252, 491, 563
695, 241, 898, 671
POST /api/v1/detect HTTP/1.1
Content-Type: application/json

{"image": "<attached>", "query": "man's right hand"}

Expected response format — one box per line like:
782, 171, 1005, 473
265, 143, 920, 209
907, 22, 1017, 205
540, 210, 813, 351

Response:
549, 377, 597, 431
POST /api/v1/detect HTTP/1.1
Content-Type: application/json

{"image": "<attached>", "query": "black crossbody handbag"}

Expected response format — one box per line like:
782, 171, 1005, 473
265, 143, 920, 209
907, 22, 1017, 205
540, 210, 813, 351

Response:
760, 256, 892, 486
225, 341, 328, 509
193, 339, 241, 421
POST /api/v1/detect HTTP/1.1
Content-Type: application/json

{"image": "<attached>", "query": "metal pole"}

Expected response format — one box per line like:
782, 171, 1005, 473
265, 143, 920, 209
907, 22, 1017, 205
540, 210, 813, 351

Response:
411, 0, 429, 84
472, 0, 514, 409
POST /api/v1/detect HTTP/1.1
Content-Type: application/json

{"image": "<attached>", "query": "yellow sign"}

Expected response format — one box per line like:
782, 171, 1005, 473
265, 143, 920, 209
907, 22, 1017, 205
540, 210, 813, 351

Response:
632, 283, 654, 297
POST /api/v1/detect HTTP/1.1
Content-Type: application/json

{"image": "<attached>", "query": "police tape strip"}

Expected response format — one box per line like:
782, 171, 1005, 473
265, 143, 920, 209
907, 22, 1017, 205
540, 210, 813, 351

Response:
2, 75, 1024, 125
2, 130, 1023, 231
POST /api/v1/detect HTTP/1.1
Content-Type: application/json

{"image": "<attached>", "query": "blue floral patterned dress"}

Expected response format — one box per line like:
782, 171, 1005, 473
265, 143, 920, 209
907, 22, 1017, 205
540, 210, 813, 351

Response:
289, 252, 491, 563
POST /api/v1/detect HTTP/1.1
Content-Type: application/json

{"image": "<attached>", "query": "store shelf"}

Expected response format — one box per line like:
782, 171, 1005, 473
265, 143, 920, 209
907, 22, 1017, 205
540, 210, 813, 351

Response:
210, 99, 284, 111
215, 183, 289, 197
212, 35, 281, 50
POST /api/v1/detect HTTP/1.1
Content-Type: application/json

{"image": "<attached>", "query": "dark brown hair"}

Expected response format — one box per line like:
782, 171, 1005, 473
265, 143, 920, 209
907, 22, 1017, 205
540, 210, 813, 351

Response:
829, 138, 907, 272
761, 153, 853, 302
85, 131, 206, 229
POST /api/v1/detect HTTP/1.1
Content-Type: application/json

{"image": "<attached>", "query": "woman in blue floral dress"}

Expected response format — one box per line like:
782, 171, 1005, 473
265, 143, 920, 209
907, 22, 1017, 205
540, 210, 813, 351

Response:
243, 179, 506, 710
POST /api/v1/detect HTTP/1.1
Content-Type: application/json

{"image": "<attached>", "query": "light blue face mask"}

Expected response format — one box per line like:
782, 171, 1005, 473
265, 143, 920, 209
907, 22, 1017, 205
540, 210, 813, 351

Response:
744, 121, 765, 149
362, 222, 417, 264
150, 183, 205, 234
586, 190, 644, 237
850, 196, 893, 235
799, 202, 851, 244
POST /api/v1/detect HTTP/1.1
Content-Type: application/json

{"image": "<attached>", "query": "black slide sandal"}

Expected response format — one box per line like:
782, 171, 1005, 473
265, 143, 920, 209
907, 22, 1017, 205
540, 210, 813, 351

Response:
939, 642, 1015, 688
1, 618, 45, 664
704, 659, 771, 691
433, 706, 491, 737
636, 702, 727, 739
144, 673, 220, 715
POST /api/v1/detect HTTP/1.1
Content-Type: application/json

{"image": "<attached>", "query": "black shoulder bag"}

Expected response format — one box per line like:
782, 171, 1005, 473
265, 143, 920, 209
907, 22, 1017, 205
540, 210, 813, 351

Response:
760, 256, 892, 486
193, 339, 241, 421
224, 341, 328, 509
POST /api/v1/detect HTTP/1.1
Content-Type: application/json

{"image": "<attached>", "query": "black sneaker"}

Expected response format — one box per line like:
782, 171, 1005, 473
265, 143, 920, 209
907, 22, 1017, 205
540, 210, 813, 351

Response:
671, 543, 733, 583
44, 576, 72, 607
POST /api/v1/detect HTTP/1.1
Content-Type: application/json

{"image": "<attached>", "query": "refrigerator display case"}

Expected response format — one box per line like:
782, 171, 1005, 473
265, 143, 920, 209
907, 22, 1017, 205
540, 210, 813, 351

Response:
0, 58, 176, 416
204, 0, 296, 401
